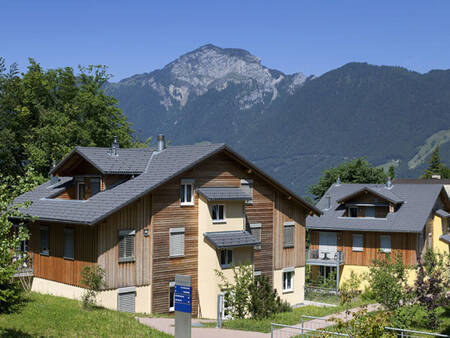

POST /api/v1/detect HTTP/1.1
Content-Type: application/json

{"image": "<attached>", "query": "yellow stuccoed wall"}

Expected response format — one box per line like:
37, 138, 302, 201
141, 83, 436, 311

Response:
273, 267, 305, 305
432, 215, 449, 255
197, 196, 253, 319
31, 277, 152, 313
338, 265, 417, 290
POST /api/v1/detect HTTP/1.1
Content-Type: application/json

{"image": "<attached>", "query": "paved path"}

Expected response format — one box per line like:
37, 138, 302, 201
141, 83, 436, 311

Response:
138, 303, 380, 337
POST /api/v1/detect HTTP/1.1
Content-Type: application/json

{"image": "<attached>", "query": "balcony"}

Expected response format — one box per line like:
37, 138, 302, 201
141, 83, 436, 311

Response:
13, 254, 34, 278
306, 249, 345, 267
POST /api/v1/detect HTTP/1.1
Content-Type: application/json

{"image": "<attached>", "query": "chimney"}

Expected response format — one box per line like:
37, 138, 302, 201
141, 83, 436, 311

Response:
50, 160, 59, 185
157, 134, 166, 152
111, 136, 119, 156
336, 176, 341, 186
386, 176, 392, 189
432, 174, 441, 180
326, 194, 331, 210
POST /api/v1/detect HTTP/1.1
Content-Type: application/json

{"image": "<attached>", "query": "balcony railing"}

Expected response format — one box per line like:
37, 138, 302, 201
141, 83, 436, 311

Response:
306, 249, 345, 266
13, 254, 34, 278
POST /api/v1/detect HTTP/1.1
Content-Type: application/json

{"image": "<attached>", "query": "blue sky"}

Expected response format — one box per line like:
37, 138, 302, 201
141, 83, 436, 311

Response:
3, 1, 450, 81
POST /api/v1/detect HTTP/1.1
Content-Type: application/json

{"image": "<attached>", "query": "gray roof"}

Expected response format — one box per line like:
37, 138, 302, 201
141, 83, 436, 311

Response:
440, 234, 450, 244
307, 183, 447, 233
204, 231, 260, 249
436, 209, 450, 218
15, 143, 319, 225
197, 187, 251, 201
50, 146, 154, 175
337, 186, 403, 205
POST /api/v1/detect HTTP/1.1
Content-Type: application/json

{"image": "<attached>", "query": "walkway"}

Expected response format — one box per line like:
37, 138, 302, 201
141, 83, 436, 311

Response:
137, 303, 380, 337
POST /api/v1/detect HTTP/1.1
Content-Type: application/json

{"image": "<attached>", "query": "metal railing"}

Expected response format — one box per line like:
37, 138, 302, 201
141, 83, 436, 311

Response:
306, 250, 345, 265
385, 326, 449, 338
271, 323, 349, 338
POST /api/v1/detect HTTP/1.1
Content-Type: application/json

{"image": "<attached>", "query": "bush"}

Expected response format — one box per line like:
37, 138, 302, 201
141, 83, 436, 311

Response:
367, 252, 411, 311
0, 280, 24, 313
80, 265, 105, 309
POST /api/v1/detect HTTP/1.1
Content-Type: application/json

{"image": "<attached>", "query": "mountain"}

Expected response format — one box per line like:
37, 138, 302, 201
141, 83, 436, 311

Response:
105, 44, 450, 197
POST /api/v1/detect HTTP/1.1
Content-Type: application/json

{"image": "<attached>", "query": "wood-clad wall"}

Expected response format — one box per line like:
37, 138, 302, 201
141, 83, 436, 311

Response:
29, 222, 97, 286
310, 230, 418, 266
97, 195, 152, 289
150, 179, 199, 316
273, 192, 306, 269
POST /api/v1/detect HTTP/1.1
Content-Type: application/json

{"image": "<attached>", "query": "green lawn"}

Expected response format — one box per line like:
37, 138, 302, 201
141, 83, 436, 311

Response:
0, 292, 172, 337
203, 298, 369, 333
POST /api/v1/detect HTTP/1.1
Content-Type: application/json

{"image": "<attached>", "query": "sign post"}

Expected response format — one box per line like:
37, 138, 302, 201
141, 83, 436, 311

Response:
174, 274, 192, 338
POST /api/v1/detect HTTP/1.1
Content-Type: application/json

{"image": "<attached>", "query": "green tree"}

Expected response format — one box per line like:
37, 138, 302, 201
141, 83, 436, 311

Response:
0, 58, 138, 177
309, 158, 387, 201
0, 168, 42, 313
388, 165, 395, 179
420, 145, 450, 179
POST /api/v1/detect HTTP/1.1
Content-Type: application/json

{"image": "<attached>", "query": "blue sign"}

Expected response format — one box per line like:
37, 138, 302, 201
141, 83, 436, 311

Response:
174, 284, 192, 313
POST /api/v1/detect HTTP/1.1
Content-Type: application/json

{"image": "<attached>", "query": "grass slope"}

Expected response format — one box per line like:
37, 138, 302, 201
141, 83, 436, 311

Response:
0, 292, 171, 337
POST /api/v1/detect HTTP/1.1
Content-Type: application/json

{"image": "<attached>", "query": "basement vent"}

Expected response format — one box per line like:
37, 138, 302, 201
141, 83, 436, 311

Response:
118, 287, 136, 313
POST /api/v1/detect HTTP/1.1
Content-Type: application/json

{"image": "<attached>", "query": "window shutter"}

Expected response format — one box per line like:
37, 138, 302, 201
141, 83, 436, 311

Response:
250, 223, 261, 250
118, 230, 135, 262
352, 234, 363, 252
170, 227, 185, 257
118, 289, 135, 313
283, 222, 294, 248
64, 228, 74, 259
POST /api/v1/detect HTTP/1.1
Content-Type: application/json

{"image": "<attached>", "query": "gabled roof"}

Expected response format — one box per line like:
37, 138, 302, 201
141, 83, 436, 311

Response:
197, 187, 251, 201
15, 143, 320, 225
204, 231, 260, 249
307, 183, 447, 233
336, 186, 403, 205
50, 146, 154, 175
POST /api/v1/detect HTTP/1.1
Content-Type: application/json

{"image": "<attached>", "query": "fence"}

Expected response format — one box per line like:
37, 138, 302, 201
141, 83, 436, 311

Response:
270, 316, 450, 338
270, 323, 349, 338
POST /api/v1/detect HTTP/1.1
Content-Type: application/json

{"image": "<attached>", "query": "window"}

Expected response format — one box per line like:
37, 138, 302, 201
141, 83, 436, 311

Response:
365, 207, 375, 218
283, 222, 294, 248
64, 228, 75, 260
282, 269, 294, 292
220, 249, 233, 268
250, 223, 261, 250
118, 287, 136, 313
349, 207, 358, 218
320, 266, 334, 280
169, 281, 175, 312
77, 181, 85, 200
380, 235, 391, 253
90, 178, 101, 196
40, 226, 49, 256
352, 234, 363, 252
241, 178, 253, 204
169, 227, 185, 257
212, 205, 225, 223
180, 179, 194, 206
118, 230, 135, 262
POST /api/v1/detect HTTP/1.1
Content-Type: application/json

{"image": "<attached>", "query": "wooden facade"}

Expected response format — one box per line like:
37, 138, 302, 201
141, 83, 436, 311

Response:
27, 148, 312, 315
310, 230, 418, 266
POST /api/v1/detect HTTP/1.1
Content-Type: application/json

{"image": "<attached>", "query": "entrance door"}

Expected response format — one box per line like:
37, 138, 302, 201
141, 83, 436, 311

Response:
319, 232, 337, 258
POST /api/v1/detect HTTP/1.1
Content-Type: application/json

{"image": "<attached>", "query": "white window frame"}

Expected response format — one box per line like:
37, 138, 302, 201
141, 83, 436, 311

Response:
282, 268, 294, 293
349, 207, 358, 218
380, 235, 391, 253
220, 249, 233, 268
169, 227, 185, 257
212, 204, 226, 223
118, 229, 136, 263
63, 227, 75, 260
180, 179, 195, 206
169, 281, 175, 312
40, 225, 49, 256
352, 234, 364, 252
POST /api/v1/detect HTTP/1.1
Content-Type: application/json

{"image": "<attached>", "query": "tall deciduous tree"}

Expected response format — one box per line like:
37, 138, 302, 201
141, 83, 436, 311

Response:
308, 158, 387, 201
0, 58, 138, 177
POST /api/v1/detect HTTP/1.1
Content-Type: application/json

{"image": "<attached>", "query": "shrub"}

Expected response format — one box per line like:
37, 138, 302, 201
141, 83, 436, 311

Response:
367, 252, 411, 311
334, 306, 394, 337
80, 265, 105, 309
